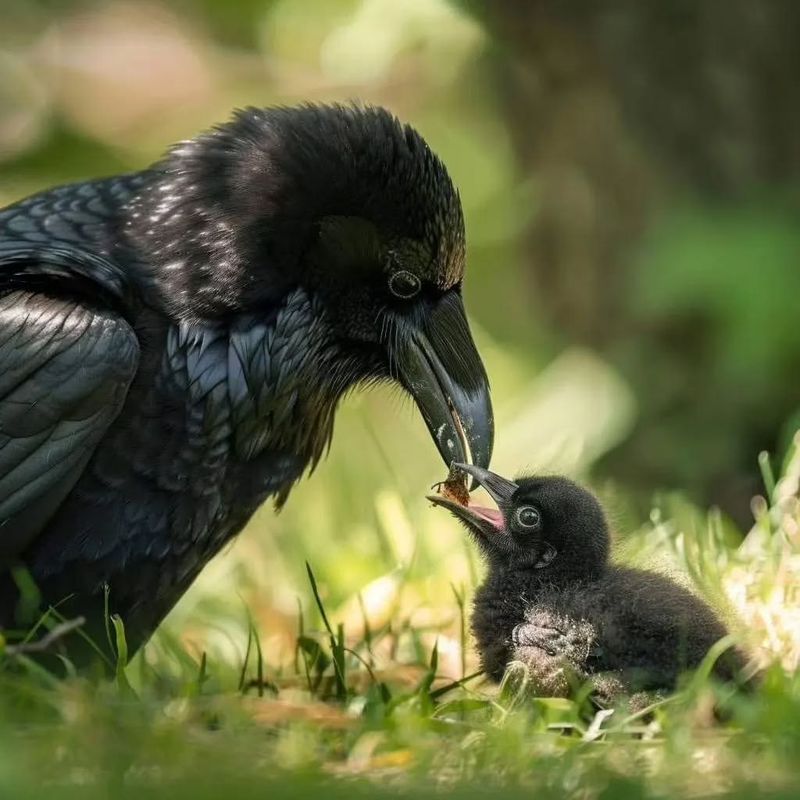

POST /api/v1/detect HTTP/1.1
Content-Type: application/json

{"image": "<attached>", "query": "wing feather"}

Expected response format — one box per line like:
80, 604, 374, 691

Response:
0, 289, 139, 560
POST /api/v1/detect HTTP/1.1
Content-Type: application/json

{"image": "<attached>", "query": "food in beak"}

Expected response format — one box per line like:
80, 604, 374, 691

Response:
431, 462, 470, 507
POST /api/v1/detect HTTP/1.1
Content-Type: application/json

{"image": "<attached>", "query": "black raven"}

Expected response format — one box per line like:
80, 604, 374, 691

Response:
428, 464, 745, 701
0, 104, 493, 658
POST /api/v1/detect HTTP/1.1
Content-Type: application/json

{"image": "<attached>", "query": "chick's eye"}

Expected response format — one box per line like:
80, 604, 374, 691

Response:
388, 270, 421, 299
515, 506, 541, 531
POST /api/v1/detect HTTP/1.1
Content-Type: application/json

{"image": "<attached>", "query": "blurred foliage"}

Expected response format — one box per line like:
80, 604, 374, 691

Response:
461, 0, 800, 521
1, 1, 800, 795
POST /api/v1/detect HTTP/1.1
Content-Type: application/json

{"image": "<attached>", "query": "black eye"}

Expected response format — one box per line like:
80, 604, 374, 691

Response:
515, 506, 541, 531
388, 270, 421, 299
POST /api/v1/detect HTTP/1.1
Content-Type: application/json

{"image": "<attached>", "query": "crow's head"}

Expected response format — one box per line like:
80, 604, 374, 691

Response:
428, 465, 610, 578
128, 104, 492, 470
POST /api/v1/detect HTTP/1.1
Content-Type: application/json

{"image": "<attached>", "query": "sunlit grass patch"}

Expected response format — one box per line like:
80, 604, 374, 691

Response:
1, 377, 799, 797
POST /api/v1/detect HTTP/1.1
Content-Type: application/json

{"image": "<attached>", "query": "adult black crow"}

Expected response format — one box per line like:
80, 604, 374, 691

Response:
0, 104, 493, 659
428, 465, 746, 701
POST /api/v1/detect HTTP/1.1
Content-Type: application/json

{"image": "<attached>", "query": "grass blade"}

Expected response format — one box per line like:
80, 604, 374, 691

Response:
110, 614, 136, 699
306, 561, 347, 700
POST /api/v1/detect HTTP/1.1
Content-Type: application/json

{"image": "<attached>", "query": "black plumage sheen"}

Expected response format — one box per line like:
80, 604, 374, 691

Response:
428, 465, 747, 702
0, 104, 494, 660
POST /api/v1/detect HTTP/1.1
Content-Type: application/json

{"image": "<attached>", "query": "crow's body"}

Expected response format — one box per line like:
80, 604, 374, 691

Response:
430, 466, 745, 699
0, 173, 346, 644
0, 105, 493, 656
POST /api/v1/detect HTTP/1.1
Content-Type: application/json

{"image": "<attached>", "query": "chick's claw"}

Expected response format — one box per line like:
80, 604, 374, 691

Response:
511, 613, 595, 664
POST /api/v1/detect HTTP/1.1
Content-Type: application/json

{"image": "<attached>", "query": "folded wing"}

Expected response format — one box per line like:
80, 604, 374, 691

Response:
0, 287, 139, 561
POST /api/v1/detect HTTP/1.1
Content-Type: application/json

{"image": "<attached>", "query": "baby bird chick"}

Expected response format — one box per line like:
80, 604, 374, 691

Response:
428, 464, 746, 701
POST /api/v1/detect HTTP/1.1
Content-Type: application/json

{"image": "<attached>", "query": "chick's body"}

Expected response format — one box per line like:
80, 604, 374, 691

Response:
429, 465, 744, 700
473, 564, 737, 692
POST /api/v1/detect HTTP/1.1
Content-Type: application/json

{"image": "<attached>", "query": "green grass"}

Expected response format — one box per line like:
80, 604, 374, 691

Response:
1, 432, 799, 798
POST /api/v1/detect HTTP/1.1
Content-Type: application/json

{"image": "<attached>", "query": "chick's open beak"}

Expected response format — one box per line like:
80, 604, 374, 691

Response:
426, 462, 518, 536
452, 463, 518, 506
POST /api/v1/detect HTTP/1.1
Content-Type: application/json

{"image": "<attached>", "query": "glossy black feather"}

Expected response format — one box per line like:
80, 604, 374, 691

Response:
0, 290, 139, 558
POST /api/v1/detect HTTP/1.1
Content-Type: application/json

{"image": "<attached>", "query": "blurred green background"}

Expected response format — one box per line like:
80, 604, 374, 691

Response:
1, 0, 799, 672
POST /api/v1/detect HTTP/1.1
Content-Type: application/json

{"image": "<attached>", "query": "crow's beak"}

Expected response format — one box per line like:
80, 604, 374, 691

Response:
397, 292, 494, 480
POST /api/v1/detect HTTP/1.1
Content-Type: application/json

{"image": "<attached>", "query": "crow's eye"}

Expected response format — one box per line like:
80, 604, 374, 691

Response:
515, 506, 541, 531
388, 270, 421, 299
